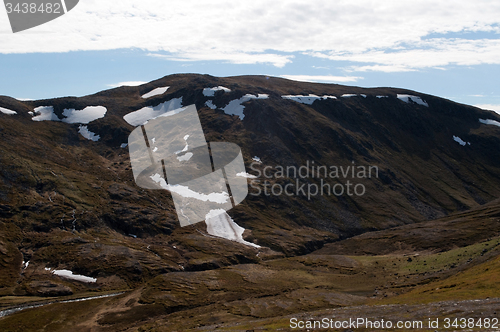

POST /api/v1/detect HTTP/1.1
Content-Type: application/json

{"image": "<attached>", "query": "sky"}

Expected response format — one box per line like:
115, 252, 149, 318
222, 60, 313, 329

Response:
0, 0, 499, 114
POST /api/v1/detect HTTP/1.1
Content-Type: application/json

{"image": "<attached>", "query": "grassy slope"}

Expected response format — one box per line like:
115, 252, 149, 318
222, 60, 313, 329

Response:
1, 228, 499, 331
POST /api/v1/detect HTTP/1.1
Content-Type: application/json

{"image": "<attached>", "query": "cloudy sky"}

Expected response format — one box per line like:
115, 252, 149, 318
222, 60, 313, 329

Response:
0, 0, 499, 113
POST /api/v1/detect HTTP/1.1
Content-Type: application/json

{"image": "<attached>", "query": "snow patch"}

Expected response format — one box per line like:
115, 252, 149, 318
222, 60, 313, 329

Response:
142, 86, 169, 99
0, 106, 16, 115
51, 269, 97, 283
173, 135, 193, 161
123, 97, 184, 126
32, 105, 107, 123
252, 156, 262, 163
376, 95, 389, 98
281, 94, 337, 105
203, 86, 231, 97
453, 136, 470, 146
78, 125, 100, 141
61, 293, 121, 304
236, 172, 257, 179
150, 173, 230, 204
177, 152, 193, 162
174, 135, 189, 154
397, 94, 429, 107
360, 94, 367, 98
341, 94, 357, 98
205, 209, 260, 248
120, 143, 128, 148
62, 106, 107, 124
32, 106, 59, 121
205, 100, 217, 109
223, 94, 268, 120
479, 118, 500, 127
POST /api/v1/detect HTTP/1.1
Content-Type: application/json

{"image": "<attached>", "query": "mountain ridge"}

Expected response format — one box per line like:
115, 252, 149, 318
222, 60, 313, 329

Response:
1, 74, 500, 239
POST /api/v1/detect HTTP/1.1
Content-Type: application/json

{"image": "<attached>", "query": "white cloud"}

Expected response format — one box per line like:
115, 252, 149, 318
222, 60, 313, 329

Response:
317, 39, 500, 72
0, 0, 499, 69
346, 65, 417, 73
148, 52, 292, 68
280, 75, 363, 83
475, 104, 500, 115
108, 81, 147, 87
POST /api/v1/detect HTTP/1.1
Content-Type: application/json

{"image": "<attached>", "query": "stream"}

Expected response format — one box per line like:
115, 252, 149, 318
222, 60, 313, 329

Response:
0, 292, 124, 318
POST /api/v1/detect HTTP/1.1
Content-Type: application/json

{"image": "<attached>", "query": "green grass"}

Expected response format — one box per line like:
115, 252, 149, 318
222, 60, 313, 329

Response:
349, 236, 500, 275
400, 237, 498, 272
377, 253, 500, 305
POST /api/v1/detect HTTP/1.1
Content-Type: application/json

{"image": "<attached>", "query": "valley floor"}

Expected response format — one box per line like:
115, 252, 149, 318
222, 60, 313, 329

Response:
1, 232, 499, 331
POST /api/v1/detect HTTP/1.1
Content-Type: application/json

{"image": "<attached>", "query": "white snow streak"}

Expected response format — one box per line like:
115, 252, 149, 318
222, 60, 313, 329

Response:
0, 107, 16, 115
45, 268, 97, 283
453, 135, 470, 146
150, 173, 230, 204
123, 98, 184, 126
205, 209, 260, 248
236, 172, 257, 179
205, 100, 217, 109
252, 156, 262, 163
62, 106, 107, 124
52, 269, 97, 283
32, 106, 59, 121
203, 86, 231, 97
479, 118, 500, 127
142, 86, 169, 99
32, 105, 107, 124
78, 125, 100, 141
281, 94, 337, 105
397, 94, 429, 107
177, 152, 193, 162
223, 94, 268, 120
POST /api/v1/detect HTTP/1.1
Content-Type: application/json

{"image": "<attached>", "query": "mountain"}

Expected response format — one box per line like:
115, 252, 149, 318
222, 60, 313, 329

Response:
0, 74, 499, 331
